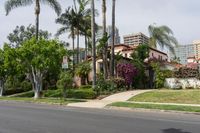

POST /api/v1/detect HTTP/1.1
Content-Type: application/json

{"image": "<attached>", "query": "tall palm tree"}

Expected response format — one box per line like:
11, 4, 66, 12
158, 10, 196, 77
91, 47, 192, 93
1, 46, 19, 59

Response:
148, 24, 178, 54
55, 8, 76, 72
73, 0, 91, 64
91, 0, 96, 88
110, 0, 116, 77
5, 0, 61, 41
102, 0, 109, 79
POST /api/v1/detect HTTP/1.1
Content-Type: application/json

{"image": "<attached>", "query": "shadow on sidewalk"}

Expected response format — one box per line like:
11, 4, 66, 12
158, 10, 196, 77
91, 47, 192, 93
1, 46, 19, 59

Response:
162, 128, 191, 133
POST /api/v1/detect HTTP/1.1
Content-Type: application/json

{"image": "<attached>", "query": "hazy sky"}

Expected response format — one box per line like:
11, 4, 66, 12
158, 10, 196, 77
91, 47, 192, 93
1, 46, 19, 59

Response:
0, 0, 200, 48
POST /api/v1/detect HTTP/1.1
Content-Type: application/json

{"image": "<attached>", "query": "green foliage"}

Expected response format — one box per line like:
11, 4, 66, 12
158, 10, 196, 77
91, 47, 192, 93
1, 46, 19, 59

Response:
75, 61, 91, 85
44, 89, 96, 99
68, 89, 96, 99
57, 71, 74, 98
151, 63, 173, 89
131, 44, 150, 88
79, 85, 92, 89
7, 25, 51, 47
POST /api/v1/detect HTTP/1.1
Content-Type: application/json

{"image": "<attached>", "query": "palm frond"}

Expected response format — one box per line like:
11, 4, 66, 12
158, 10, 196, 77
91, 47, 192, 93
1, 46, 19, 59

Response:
41, 0, 61, 15
5, 0, 33, 15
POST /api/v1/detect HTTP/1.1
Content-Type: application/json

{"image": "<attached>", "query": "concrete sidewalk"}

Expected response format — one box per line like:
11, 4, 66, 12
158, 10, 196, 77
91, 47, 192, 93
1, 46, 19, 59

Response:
68, 90, 153, 108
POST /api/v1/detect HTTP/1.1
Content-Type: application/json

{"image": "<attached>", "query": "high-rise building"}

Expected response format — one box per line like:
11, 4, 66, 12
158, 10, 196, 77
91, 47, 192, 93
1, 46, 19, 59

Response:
96, 26, 120, 45
193, 40, 200, 59
123, 32, 149, 46
174, 44, 195, 64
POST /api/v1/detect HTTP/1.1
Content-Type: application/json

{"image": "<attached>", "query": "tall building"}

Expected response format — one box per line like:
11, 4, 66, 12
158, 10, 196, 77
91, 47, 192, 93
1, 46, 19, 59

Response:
96, 26, 120, 45
174, 44, 195, 64
193, 40, 200, 59
123, 32, 149, 46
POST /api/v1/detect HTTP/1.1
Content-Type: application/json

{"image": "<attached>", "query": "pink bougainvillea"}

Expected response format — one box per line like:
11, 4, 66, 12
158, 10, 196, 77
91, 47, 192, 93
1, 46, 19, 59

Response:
117, 63, 138, 86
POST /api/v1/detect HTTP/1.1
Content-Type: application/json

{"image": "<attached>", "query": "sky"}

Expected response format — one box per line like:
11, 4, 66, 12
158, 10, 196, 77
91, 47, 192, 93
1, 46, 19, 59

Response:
0, 0, 200, 48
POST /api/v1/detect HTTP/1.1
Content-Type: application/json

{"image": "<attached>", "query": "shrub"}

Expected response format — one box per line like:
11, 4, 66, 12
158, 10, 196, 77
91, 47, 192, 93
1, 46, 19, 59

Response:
79, 85, 92, 90
117, 63, 137, 87
68, 89, 96, 99
12, 91, 34, 97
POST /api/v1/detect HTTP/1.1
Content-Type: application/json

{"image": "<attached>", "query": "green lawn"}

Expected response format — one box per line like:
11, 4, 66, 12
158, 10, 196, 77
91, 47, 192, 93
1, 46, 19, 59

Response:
110, 102, 200, 113
0, 97, 85, 105
129, 89, 200, 104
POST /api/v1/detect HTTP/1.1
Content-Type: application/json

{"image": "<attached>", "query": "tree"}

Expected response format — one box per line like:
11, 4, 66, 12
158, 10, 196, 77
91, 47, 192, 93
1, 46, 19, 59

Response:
91, 0, 96, 88
0, 49, 5, 96
131, 44, 150, 88
75, 61, 91, 85
148, 24, 178, 54
102, 0, 109, 79
17, 38, 66, 99
56, 8, 76, 72
7, 25, 51, 47
110, 0, 116, 77
5, 0, 61, 41
72, 0, 91, 64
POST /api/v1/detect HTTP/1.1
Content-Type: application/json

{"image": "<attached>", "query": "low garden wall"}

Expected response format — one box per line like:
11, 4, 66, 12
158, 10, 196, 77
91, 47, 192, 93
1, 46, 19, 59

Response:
164, 78, 200, 89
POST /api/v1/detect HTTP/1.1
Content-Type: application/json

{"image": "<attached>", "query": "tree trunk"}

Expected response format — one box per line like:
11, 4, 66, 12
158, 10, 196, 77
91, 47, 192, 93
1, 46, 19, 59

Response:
31, 66, 43, 99
102, 0, 108, 79
110, 0, 116, 77
77, 30, 80, 64
0, 80, 4, 97
72, 28, 75, 74
85, 33, 88, 60
91, 0, 96, 88
35, 0, 40, 41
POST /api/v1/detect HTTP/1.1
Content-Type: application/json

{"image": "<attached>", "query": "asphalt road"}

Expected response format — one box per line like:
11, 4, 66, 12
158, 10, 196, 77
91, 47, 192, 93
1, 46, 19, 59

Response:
0, 101, 200, 133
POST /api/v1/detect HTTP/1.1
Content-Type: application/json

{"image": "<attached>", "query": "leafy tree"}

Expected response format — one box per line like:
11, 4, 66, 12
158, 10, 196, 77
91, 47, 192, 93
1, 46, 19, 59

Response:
7, 25, 51, 47
0, 49, 6, 96
57, 71, 73, 99
75, 61, 91, 85
17, 38, 66, 99
148, 24, 178, 54
5, 0, 61, 40
131, 44, 150, 88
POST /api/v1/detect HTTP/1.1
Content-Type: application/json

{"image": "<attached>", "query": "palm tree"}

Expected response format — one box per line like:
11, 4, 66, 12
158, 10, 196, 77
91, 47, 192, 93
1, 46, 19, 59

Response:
110, 0, 116, 77
55, 8, 76, 72
148, 24, 178, 54
5, 0, 61, 41
91, 0, 96, 88
102, 0, 109, 79
73, 0, 91, 64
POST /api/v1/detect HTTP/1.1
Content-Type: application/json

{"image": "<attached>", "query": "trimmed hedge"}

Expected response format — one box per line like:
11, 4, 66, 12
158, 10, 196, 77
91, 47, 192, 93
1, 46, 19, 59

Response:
44, 88, 96, 99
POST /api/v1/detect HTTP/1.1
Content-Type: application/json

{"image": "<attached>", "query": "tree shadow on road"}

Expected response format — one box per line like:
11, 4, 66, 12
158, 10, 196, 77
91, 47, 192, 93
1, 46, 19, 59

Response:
162, 128, 191, 133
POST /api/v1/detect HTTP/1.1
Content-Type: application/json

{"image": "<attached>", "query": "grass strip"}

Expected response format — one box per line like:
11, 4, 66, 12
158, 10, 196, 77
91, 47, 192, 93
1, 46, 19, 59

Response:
0, 97, 85, 105
110, 102, 200, 113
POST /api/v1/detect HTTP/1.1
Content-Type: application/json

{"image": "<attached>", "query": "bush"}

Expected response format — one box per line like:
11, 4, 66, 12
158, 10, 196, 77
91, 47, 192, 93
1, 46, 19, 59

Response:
43, 88, 96, 99
79, 85, 92, 90
43, 89, 62, 97
13, 91, 34, 97
68, 89, 96, 99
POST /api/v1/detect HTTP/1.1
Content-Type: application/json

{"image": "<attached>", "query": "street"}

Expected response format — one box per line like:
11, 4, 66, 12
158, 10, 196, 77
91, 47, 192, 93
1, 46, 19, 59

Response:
0, 101, 199, 133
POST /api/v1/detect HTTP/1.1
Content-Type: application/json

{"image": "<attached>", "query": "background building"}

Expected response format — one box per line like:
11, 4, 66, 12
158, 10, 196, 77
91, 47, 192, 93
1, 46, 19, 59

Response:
174, 44, 195, 64
123, 32, 149, 46
193, 40, 200, 60
96, 26, 120, 45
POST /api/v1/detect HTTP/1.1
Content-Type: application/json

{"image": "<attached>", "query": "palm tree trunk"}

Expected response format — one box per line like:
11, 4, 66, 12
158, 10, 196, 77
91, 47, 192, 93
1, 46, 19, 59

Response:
72, 28, 75, 74
110, 0, 116, 77
102, 0, 108, 79
85, 33, 88, 60
77, 30, 80, 64
35, 0, 40, 41
91, 0, 96, 88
